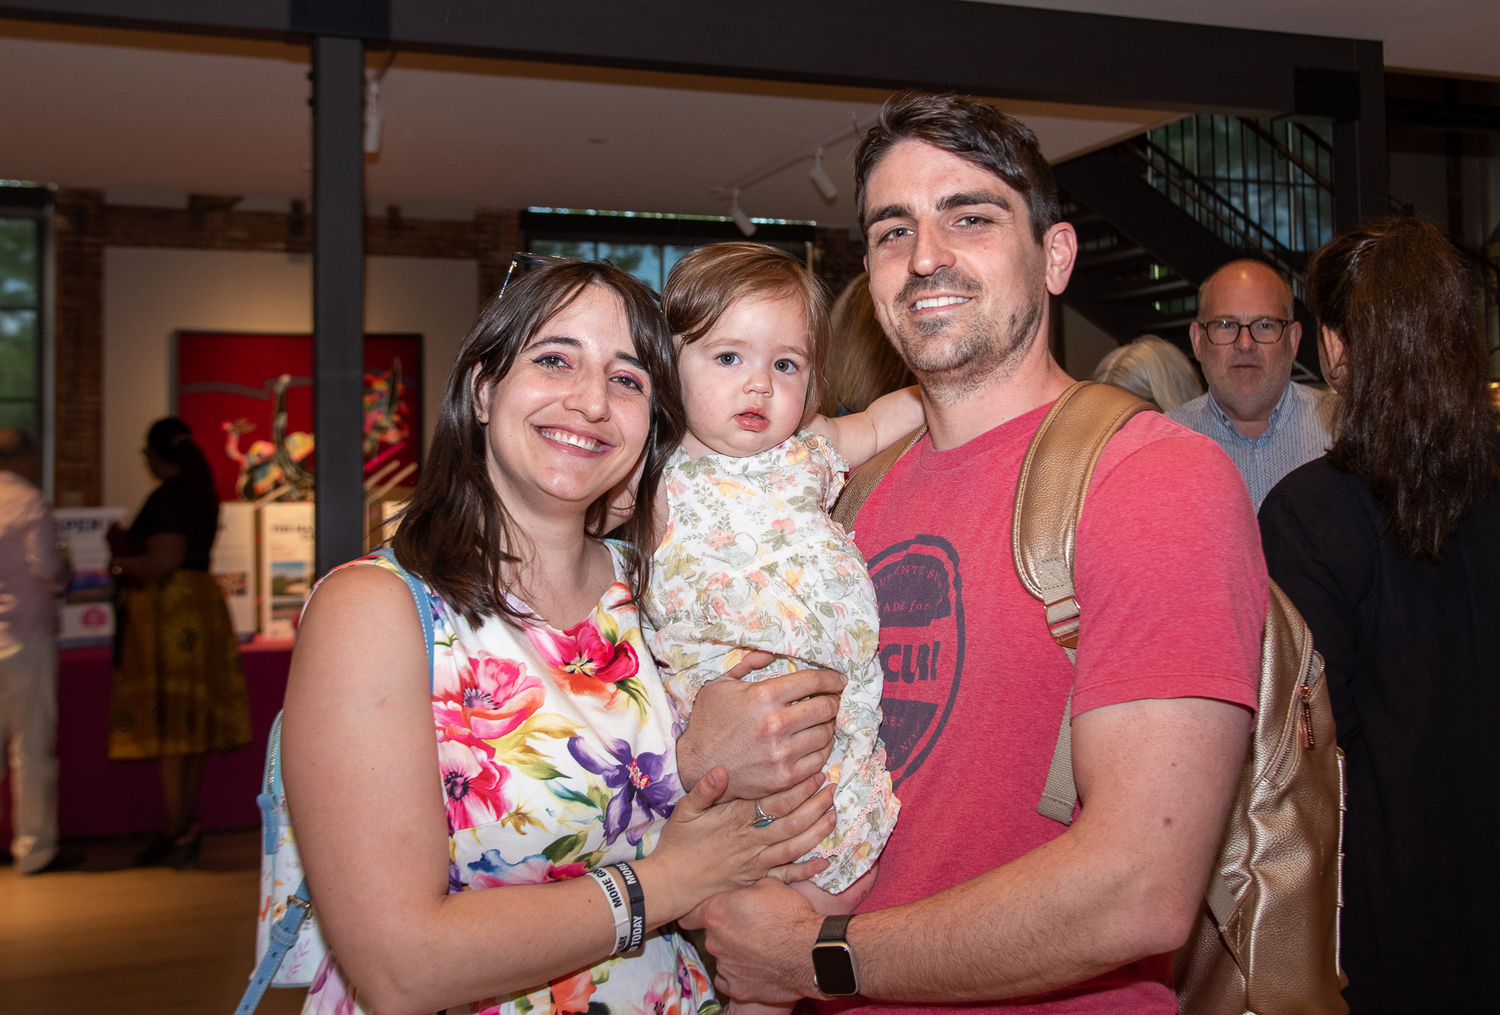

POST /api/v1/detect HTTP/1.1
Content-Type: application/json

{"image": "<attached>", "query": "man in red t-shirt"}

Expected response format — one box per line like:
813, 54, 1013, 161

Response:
686, 93, 1266, 1014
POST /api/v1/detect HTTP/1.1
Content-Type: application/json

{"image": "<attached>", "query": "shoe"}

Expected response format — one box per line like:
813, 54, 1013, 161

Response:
166, 824, 202, 870
22, 847, 86, 875
134, 834, 176, 867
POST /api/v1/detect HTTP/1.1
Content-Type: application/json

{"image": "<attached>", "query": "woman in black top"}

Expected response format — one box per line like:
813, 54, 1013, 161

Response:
1260, 218, 1500, 1013
108, 417, 251, 866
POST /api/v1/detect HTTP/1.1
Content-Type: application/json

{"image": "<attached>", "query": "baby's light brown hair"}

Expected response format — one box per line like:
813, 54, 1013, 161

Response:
661, 242, 830, 421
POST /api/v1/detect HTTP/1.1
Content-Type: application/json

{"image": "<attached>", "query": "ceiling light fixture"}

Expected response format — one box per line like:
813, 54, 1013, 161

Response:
363, 52, 398, 156
711, 118, 872, 223
729, 189, 757, 236
809, 147, 838, 203
363, 69, 383, 154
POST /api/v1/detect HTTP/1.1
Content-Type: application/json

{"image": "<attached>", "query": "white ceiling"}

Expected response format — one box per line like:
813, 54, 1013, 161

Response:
977, 0, 1500, 80
3, 3, 1493, 233
0, 21, 1174, 231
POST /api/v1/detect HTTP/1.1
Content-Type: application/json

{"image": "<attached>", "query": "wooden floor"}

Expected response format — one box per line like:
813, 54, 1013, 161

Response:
1, 830, 306, 1015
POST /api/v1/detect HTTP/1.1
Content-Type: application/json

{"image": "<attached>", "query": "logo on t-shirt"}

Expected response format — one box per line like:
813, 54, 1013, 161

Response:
867, 535, 964, 790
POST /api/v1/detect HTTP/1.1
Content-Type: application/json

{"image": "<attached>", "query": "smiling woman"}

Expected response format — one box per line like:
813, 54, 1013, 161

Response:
278, 260, 845, 1015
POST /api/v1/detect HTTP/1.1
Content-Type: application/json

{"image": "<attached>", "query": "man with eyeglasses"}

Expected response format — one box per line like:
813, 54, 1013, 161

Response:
1166, 260, 1335, 509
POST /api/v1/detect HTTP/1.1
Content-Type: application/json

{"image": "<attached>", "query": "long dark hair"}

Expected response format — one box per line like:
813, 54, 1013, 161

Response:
394, 261, 684, 624
1305, 217, 1499, 559
146, 417, 217, 501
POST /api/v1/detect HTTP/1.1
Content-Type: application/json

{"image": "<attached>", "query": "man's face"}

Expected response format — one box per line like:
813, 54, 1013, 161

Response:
861, 140, 1071, 400
1189, 263, 1302, 428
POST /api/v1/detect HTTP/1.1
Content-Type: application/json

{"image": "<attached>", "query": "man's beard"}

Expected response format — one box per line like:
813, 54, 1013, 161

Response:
889, 267, 1045, 402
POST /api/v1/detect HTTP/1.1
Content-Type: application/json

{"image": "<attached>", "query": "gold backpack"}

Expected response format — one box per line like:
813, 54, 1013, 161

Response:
834, 381, 1347, 1014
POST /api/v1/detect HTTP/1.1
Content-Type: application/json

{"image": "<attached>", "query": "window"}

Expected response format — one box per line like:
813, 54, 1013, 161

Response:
0, 186, 48, 442
522, 208, 816, 293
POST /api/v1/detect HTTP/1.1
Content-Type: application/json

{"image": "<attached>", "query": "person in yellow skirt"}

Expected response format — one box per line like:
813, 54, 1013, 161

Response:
108, 417, 250, 867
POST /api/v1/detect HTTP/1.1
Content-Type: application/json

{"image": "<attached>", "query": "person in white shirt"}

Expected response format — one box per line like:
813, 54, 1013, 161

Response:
0, 428, 71, 874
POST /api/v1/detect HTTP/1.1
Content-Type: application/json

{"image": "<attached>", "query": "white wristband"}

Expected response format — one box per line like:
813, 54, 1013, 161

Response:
588, 867, 631, 954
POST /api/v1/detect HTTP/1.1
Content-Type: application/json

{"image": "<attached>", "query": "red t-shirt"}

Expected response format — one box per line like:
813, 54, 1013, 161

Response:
838, 401, 1266, 1015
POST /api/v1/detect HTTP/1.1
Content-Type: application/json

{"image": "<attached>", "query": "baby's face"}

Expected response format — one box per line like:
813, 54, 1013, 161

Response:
677, 293, 812, 459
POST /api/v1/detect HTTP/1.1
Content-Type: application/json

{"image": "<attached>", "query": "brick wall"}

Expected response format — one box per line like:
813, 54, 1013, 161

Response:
49, 198, 517, 503
52, 189, 105, 507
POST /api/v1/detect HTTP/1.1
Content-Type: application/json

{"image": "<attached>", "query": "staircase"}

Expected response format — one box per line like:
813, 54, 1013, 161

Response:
1055, 116, 1337, 381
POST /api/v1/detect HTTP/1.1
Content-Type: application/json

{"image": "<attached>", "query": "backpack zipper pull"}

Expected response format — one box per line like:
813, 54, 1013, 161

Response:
1298, 682, 1315, 749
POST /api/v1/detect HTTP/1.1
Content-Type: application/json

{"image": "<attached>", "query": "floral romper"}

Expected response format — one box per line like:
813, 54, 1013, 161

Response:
301, 546, 718, 1015
647, 432, 899, 894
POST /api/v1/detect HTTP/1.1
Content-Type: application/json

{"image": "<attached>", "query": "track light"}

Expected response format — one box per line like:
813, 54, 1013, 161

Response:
363, 68, 383, 154
729, 189, 757, 236
810, 148, 838, 203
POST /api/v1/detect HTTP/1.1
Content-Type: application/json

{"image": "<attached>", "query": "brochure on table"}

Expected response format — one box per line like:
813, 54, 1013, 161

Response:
54, 506, 128, 648
210, 501, 257, 638
259, 501, 315, 640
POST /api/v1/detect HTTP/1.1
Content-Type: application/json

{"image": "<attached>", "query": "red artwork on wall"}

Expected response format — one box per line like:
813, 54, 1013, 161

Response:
175, 332, 422, 503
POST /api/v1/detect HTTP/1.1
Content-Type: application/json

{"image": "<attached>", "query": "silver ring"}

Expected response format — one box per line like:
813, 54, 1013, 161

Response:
752, 800, 776, 827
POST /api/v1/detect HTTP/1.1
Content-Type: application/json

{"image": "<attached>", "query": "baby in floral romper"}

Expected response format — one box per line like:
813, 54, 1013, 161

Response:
641, 244, 925, 964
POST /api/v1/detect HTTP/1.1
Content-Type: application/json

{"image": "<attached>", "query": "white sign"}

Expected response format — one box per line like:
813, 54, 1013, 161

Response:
259, 502, 315, 641
211, 501, 257, 638
54, 506, 128, 648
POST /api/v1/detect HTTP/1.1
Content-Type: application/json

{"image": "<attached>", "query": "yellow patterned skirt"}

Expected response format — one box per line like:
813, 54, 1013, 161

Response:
109, 569, 253, 759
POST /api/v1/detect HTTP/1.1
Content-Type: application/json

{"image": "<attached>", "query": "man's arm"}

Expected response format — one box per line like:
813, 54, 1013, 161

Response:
693, 693, 1249, 1003
804, 386, 924, 468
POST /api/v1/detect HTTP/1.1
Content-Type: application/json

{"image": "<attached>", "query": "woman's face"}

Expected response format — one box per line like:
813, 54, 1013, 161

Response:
476, 285, 653, 520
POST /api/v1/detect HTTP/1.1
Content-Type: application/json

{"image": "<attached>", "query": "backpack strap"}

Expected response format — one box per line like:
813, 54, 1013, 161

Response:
831, 425, 928, 532
237, 549, 437, 1015
1013, 382, 1155, 825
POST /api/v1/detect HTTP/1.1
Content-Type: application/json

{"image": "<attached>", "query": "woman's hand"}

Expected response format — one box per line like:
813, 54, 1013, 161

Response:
676, 657, 845, 800
637, 765, 837, 924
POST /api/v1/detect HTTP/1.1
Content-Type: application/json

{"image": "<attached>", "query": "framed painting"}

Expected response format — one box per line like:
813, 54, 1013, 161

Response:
174, 331, 422, 502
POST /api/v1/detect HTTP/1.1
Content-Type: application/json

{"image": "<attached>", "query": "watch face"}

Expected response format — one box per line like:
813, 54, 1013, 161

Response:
812, 943, 859, 997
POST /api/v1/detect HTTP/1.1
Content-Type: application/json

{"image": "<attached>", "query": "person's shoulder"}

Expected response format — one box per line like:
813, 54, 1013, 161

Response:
1164, 391, 1211, 427
1261, 457, 1370, 524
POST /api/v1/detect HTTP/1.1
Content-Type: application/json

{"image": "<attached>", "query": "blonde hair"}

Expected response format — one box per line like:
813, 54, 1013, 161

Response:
1092, 336, 1204, 412
821, 273, 915, 415
661, 242, 829, 417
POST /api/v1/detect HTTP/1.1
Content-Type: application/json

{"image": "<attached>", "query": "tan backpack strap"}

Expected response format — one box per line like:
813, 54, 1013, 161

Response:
1014, 382, 1155, 825
830, 425, 927, 532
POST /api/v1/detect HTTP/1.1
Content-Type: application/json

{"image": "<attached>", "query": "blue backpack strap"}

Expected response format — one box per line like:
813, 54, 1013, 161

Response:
370, 546, 436, 690
235, 879, 312, 1015
237, 551, 437, 1013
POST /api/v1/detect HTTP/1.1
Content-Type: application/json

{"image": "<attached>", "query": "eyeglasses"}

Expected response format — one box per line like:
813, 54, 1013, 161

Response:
497, 252, 570, 300
1196, 317, 1293, 345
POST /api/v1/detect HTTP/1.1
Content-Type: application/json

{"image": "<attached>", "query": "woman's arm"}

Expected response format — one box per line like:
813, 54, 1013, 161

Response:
111, 532, 186, 585
804, 386, 925, 468
284, 566, 835, 1015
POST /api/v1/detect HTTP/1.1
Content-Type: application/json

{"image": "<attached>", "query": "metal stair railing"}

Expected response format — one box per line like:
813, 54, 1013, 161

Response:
1120, 137, 1309, 295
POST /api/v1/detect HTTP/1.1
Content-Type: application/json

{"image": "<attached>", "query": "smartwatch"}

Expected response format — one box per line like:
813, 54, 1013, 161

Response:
811, 914, 860, 997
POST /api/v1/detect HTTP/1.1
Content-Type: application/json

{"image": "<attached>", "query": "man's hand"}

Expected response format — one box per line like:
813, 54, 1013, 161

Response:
685, 879, 825, 1004
675, 660, 843, 799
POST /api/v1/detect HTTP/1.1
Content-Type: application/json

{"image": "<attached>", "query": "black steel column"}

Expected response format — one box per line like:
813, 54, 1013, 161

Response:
1333, 40, 1389, 233
311, 35, 366, 576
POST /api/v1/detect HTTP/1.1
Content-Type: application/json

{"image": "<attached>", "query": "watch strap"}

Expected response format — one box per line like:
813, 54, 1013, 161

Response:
817, 914, 853, 943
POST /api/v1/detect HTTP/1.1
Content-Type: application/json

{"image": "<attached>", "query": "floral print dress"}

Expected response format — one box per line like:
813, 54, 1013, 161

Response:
301, 545, 717, 1015
647, 432, 899, 894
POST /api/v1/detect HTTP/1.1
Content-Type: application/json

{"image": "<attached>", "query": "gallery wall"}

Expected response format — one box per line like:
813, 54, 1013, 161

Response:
102, 247, 476, 513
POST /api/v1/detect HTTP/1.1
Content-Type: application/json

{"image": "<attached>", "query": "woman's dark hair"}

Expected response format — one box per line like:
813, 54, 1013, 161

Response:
1305, 216, 1499, 559
854, 91, 1061, 245
146, 417, 217, 500
394, 261, 684, 624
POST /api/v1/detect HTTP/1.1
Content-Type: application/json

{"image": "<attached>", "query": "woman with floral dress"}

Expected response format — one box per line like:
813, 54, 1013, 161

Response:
283, 260, 846, 1015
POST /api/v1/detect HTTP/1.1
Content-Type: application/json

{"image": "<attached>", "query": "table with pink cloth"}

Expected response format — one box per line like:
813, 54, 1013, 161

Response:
1, 641, 291, 843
